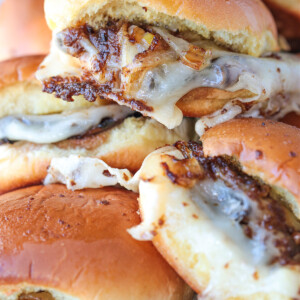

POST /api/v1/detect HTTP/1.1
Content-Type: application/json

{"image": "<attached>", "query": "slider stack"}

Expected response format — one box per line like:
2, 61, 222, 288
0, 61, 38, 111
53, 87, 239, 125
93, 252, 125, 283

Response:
0, 0, 299, 299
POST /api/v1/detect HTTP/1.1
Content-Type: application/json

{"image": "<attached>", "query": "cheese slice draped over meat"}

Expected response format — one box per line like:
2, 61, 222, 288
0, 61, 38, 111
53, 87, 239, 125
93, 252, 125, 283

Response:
0, 105, 132, 143
36, 25, 300, 134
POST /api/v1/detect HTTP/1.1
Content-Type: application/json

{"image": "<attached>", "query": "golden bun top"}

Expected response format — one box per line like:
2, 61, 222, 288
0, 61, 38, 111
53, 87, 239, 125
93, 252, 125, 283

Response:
202, 118, 300, 216
0, 55, 105, 118
44, 0, 278, 56
0, 0, 51, 61
0, 184, 192, 300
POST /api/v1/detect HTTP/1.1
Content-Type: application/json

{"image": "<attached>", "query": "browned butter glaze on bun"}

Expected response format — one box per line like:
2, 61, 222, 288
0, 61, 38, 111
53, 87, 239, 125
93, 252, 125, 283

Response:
129, 118, 300, 299
0, 184, 193, 300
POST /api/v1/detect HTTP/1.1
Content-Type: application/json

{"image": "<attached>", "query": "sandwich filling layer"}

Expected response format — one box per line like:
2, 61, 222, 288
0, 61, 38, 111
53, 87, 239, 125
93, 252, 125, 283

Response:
174, 142, 300, 266
37, 21, 300, 133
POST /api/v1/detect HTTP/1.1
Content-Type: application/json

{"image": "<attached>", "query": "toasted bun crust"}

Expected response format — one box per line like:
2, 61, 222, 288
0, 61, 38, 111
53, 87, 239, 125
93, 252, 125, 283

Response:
280, 112, 300, 128
0, 117, 191, 195
202, 118, 300, 216
263, 0, 300, 39
0, 55, 108, 118
44, 0, 278, 56
0, 184, 193, 300
0, 0, 51, 61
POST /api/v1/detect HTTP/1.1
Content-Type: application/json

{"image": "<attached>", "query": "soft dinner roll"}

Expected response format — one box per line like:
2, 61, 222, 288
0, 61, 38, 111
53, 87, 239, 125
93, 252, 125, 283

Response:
130, 118, 300, 299
0, 184, 193, 300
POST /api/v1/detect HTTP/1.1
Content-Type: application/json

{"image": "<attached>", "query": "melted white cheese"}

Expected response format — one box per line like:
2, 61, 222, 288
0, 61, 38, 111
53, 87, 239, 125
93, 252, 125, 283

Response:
44, 146, 172, 192
193, 179, 280, 266
132, 52, 300, 130
0, 105, 132, 143
44, 155, 139, 192
38, 28, 300, 132
37, 32, 82, 79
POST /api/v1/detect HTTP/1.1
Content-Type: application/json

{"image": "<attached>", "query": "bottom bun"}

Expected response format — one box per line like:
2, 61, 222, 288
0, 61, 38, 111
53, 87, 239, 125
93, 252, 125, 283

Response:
0, 184, 193, 300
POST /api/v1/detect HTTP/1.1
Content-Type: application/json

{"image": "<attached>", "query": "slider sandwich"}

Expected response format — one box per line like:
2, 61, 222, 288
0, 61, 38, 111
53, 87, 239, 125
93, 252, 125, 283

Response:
262, 0, 300, 52
0, 55, 192, 194
37, 0, 300, 136
0, 184, 193, 299
130, 118, 300, 299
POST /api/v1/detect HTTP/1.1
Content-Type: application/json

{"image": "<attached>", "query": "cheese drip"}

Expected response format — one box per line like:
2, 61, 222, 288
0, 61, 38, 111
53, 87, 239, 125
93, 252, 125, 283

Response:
0, 105, 132, 144
45, 155, 139, 192
44, 147, 172, 192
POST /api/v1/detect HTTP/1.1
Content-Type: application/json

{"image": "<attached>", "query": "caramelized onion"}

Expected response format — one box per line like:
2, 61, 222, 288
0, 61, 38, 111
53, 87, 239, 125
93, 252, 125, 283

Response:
122, 49, 177, 94
153, 27, 212, 70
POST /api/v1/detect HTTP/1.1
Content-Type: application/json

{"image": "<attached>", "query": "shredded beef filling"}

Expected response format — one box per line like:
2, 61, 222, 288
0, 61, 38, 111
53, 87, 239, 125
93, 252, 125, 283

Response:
175, 141, 300, 266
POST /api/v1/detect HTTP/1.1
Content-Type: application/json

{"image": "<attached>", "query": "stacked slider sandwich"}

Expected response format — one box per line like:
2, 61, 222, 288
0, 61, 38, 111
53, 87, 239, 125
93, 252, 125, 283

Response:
130, 118, 300, 299
36, 0, 300, 135
0, 2, 195, 298
0, 0, 299, 299
0, 55, 192, 194
0, 4, 195, 298
0, 50, 194, 300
